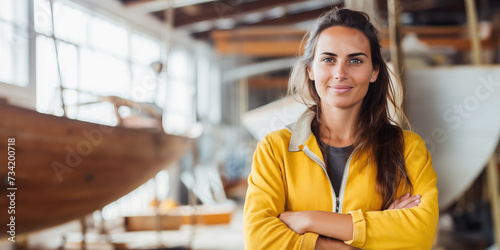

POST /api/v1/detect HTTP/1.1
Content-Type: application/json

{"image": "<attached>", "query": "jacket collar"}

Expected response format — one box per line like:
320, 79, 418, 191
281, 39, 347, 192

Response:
286, 109, 317, 152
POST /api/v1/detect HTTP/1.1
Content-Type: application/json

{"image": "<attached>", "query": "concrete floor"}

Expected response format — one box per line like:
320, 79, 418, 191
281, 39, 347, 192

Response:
2, 205, 498, 249
8, 205, 244, 250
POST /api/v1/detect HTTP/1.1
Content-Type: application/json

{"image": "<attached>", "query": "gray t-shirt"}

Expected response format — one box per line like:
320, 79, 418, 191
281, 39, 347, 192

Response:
318, 140, 352, 195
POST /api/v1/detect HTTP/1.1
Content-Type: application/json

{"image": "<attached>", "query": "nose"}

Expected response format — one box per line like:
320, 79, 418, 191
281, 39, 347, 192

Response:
333, 63, 347, 81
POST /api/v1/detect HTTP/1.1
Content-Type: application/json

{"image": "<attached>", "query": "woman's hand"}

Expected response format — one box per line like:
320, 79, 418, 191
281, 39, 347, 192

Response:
387, 193, 421, 210
278, 211, 311, 234
279, 193, 421, 237
315, 236, 361, 250
280, 210, 354, 240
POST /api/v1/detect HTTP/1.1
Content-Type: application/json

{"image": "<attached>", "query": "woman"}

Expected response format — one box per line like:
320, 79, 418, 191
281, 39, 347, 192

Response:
243, 8, 439, 250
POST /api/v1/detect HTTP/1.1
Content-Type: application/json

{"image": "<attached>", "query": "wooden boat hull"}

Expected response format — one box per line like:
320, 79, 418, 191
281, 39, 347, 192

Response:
0, 104, 192, 235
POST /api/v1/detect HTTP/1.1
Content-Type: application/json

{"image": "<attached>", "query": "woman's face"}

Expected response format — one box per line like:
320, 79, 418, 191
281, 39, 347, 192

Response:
307, 26, 379, 111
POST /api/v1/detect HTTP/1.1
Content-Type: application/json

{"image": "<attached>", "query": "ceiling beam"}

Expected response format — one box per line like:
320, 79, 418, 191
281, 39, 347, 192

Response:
246, 6, 336, 26
215, 39, 303, 57
376, 0, 464, 12
123, 0, 218, 13
173, 0, 305, 27
187, 1, 341, 38
212, 24, 495, 57
212, 27, 306, 39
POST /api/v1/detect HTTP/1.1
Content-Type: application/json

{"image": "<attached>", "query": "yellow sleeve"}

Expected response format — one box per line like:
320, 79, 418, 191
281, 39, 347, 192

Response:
345, 133, 439, 250
243, 135, 319, 250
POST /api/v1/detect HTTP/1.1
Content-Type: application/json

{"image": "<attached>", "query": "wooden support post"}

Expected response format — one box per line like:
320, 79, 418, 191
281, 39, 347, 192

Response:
487, 153, 500, 249
79, 217, 86, 250
465, 0, 482, 65
387, 0, 407, 113
465, 0, 499, 247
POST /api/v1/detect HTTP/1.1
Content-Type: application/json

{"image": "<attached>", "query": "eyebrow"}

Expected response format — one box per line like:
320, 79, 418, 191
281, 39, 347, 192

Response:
320, 52, 368, 58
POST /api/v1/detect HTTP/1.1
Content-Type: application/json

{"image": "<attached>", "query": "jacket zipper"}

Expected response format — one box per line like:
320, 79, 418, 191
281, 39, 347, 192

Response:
303, 145, 359, 213
337, 147, 358, 213
302, 145, 337, 212
336, 197, 340, 212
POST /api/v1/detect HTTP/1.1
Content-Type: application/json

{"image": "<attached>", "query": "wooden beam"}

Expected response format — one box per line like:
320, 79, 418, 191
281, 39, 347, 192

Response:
212, 27, 305, 39
487, 153, 500, 249
387, 0, 406, 115
212, 26, 305, 57
214, 25, 487, 40
380, 25, 469, 37
379, 37, 495, 51
246, 7, 338, 26
123, 0, 217, 13
215, 39, 302, 57
150, 0, 306, 27
179, 0, 340, 34
212, 24, 495, 57
465, 0, 482, 65
377, 0, 465, 12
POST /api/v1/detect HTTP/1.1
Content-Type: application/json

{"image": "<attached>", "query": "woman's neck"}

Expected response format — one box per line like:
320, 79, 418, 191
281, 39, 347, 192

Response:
319, 104, 360, 147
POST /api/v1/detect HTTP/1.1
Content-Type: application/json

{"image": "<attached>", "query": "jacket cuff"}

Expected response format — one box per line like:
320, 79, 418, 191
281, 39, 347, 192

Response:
344, 209, 366, 248
299, 232, 319, 250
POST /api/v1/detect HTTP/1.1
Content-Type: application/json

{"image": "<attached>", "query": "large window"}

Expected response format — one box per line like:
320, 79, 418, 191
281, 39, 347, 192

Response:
0, 0, 201, 133
163, 49, 196, 134
0, 0, 29, 87
34, 0, 163, 125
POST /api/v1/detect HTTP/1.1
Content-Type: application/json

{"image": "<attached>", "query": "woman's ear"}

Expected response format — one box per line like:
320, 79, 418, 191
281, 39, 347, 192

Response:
307, 66, 315, 81
370, 65, 380, 83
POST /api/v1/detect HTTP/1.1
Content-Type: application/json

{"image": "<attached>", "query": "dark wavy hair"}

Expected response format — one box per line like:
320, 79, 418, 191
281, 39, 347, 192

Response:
288, 7, 412, 210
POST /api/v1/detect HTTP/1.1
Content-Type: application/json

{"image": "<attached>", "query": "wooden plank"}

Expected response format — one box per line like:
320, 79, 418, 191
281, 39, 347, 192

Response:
215, 37, 495, 57
487, 154, 500, 248
180, 211, 232, 225
213, 24, 494, 56
465, 0, 482, 65
168, 0, 306, 27
125, 215, 182, 231
212, 27, 305, 39
123, 0, 217, 13
380, 25, 468, 36
376, 0, 465, 12
215, 39, 303, 56
246, 7, 338, 27
124, 209, 232, 231
215, 25, 483, 40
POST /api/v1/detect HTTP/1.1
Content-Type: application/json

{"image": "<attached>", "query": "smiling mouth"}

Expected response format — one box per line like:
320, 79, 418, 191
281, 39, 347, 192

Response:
329, 85, 353, 94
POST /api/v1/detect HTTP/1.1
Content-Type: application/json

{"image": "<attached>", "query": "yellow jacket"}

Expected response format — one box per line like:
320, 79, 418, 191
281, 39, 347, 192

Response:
243, 110, 439, 250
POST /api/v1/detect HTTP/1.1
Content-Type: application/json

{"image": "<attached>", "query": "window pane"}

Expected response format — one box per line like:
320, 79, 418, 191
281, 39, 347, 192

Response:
36, 35, 62, 115
163, 49, 195, 134
54, 4, 87, 45
0, 0, 28, 26
131, 34, 161, 65
57, 42, 79, 90
0, 0, 29, 86
88, 16, 128, 58
77, 102, 117, 126
80, 48, 130, 96
34, 0, 53, 36
131, 64, 157, 102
